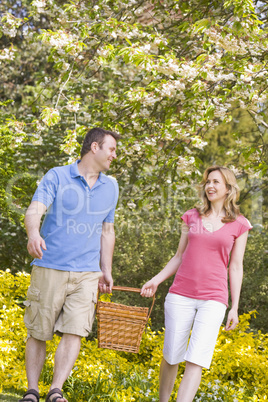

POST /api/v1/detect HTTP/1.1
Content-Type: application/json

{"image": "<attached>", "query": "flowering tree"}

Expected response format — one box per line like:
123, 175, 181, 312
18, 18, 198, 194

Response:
0, 0, 267, 272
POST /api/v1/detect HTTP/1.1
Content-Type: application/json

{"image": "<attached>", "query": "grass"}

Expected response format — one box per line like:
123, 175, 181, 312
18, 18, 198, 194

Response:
0, 391, 21, 401
0, 391, 47, 402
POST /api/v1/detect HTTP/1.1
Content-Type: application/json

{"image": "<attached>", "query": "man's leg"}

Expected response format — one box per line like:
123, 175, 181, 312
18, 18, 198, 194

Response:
159, 358, 179, 402
46, 334, 81, 402
46, 272, 101, 401
176, 362, 202, 402
24, 337, 46, 401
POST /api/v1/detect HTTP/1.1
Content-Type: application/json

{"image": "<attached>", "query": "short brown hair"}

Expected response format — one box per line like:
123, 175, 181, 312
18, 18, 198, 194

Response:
80, 127, 120, 158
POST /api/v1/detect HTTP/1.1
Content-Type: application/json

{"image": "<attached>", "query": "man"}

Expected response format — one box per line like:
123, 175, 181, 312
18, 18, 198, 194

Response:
19, 128, 120, 402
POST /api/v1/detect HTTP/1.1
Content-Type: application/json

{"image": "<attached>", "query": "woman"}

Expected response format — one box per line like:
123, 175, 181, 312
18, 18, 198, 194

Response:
141, 166, 252, 402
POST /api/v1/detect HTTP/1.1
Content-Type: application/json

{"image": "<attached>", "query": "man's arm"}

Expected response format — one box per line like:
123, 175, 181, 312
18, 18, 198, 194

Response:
99, 221, 115, 294
24, 201, 47, 259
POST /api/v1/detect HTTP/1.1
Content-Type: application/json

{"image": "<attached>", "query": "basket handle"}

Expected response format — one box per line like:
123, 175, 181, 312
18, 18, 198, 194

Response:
112, 285, 142, 293
111, 285, 155, 325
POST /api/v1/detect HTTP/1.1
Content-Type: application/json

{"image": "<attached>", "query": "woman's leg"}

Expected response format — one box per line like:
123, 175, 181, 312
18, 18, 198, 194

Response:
176, 361, 202, 402
161, 294, 197, 401
159, 358, 179, 402
176, 300, 226, 402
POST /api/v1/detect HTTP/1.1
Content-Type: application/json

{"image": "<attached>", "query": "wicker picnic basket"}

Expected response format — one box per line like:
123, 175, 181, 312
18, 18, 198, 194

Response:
96, 286, 155, 353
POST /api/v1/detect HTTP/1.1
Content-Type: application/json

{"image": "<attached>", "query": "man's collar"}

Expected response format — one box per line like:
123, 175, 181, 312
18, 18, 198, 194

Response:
70, 160, 108, 183
70, 160, 81, 178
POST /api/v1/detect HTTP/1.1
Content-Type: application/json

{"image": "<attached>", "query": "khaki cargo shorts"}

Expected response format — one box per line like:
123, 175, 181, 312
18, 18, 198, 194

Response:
24, 265, 103, 341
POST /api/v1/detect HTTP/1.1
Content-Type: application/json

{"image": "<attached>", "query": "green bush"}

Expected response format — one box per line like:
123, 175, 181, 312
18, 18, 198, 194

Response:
0, 270, 267, 401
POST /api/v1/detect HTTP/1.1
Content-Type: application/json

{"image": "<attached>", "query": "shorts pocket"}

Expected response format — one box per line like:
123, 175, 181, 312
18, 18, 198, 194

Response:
92, 290, 97, 305
23, 287, 40, 329
84, 291, 97, 333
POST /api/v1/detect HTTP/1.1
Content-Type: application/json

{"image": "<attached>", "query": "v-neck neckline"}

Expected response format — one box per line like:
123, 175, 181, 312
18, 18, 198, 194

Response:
201, 217, 227, 234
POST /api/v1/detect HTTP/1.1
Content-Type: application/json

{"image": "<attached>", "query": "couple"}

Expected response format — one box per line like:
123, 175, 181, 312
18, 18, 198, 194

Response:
20, 127, 251, 402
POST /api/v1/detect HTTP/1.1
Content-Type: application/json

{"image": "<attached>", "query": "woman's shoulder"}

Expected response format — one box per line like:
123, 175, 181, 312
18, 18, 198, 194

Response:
235, 214, 253, 229
227, 215, 253, 239
182, 208, 199, 216
181, 208, 200, 223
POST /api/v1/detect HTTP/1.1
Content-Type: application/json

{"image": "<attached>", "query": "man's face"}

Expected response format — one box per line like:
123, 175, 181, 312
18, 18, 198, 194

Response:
95, 135, 117, 171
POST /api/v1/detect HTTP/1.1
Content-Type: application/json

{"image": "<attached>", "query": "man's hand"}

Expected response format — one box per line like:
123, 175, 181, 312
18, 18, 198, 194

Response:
27, 234, 47, 259
98, 271, 113, 294
25, 201, 47, 258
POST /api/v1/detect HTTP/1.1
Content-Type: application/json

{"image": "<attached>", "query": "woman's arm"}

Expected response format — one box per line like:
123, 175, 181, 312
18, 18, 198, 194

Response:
225, 230, 249, 331
141, 222, 189, 297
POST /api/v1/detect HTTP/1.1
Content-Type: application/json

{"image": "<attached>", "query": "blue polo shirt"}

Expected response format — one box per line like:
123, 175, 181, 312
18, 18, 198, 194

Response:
31, 160, 119, 272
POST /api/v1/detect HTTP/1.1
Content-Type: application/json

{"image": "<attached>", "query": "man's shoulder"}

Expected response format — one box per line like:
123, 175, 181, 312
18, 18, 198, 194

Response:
45, 163, 70, 172
39, 164, 74, 186
49, 163, 73, 177
100, 173, 118, 184
53, 163, 73, 173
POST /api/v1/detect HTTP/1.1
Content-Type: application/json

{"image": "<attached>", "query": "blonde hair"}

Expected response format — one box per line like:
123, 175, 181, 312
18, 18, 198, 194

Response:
196, 166, 240, 223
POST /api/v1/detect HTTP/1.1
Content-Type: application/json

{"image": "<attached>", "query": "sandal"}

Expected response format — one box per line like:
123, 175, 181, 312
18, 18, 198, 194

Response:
45, 388, 65, 402
19, 389, 40, 402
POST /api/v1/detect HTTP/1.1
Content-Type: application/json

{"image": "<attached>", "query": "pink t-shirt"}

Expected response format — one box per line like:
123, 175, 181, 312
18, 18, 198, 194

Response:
169, 208, 252, 306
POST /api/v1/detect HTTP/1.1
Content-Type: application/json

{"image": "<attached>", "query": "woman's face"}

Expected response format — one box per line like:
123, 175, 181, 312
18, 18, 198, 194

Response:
205, 170, 228, 204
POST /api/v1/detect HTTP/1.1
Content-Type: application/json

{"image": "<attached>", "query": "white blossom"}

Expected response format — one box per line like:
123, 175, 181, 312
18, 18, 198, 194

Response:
66, 101, 80, 113
97, 48, 110, 58
0, 47, 16, 61
132, 144, 141, 152
32, 0, 46, 13
1, 14, 19, 37
42, 30, 77, 50
192, 138, 208, 150
127, 201, 136, 209
108, 110, 117, 117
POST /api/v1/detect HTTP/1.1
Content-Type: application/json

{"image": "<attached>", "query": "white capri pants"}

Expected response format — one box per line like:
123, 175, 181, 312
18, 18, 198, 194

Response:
163, 293, 226, 369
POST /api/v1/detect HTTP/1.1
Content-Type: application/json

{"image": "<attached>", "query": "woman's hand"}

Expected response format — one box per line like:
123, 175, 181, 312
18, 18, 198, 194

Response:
225, 308, 239, 331
141, 279, 158, 297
